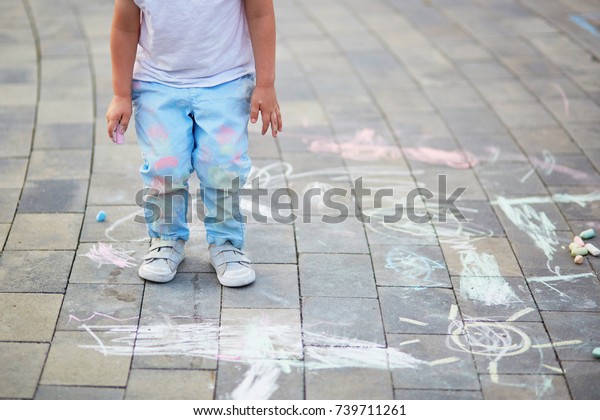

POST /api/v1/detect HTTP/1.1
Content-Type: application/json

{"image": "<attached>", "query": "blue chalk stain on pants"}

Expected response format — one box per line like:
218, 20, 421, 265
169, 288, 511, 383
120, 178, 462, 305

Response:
132, 74, 254, 249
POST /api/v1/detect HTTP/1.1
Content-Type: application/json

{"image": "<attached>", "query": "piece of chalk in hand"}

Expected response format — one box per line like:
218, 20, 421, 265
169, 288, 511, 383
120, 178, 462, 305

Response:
96, 210, 106, 222
585, 243, 600, 257
580, 228, 595, 240
593, 347, 600, 359
574, 236, 585, 247
571, 247, 588, 257
574, 255, 584, 264
114, 122, 125, 145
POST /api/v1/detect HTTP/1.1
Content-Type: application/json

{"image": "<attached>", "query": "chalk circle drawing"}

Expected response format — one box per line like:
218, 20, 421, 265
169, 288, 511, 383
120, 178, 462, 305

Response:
385, 247, 446, 286
81, 243, 137, 268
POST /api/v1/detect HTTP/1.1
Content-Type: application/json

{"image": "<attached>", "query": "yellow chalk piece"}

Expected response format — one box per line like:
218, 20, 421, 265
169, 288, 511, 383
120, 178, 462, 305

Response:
571, 247, 589, 257
568, 242, 578, 251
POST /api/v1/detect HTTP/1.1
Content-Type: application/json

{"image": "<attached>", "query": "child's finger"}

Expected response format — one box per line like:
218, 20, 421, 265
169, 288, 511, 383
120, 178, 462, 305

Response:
270, 111, 278, 138
261, 111, 270, 135
250, 100, 260, 124
276, 108, 283, 132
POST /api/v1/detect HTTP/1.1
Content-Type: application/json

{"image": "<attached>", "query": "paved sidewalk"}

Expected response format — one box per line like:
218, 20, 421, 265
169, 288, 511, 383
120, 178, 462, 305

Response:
1, 0, 600, 400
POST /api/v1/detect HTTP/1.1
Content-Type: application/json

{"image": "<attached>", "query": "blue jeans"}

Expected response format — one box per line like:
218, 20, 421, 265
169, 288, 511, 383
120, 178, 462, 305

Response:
132, 75, 254, 248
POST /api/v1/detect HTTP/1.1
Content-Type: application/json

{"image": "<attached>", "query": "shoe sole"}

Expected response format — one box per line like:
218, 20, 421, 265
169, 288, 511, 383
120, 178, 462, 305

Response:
210, 261, 256, 287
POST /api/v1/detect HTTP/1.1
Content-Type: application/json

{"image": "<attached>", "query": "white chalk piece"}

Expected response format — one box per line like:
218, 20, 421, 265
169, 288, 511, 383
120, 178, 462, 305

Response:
571, 247, 589, 257
574, 255, 584, 264
580, 228, 595, 240
96, 210, 107, 222
585, 243, 600, 257
593, 347, 600, 358
574, 236, 585, 247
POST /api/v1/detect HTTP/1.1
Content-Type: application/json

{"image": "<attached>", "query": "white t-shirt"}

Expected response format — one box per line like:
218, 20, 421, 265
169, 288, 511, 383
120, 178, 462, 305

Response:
132, 0, 255, 87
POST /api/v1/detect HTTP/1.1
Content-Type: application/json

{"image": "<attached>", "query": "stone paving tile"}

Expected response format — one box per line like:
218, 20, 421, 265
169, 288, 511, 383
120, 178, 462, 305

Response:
0, 250, 73, 293
295, 216, 369, 254
33, 123, 93, 149
223, 264, 299, 309
5, 213, 83, 250
0, 293, 62, 341
0, 223, 9, 251
492, 102, 558, 129
19, 179, 89, 213
125, 369, 215, 400
563, 123, 600, 151
0, 158, 27, 188
305, 360, 394, 400
541, 311, 600, 362
477, 162, 548, 197
563, 362, 600, 399
80, 205, 147, 243
27, 149, 92, 180
455, 133, 527, 165
87, 171, 144, 206
435, 199, 506, 238
394, 389, 483, 400
512, 126, 579, 155
40, 331, 132, 387
386, 334, 480, 391
0, 125, 33, 158
462, 321, 561, 375
0, 342, 49, 399
441, 237, 522, 277
452, 277, 540, 322
35, 386, 124, 400
549, 186, 600, 221
479, 374, 570, 399
303, 297, 385, 346
220, 308, 303, 360
527, 274, 600, 312
370, 245, 450, 288
216, 361, 304, 400
300, 253, 376, 297
57, 284, 144, 331
69, 242, 147, 285
474, 79, 537, 104
379, 287, 457, 334
245, 224, 297, 263
535, 154, 600, 186
418, 169, 488, 201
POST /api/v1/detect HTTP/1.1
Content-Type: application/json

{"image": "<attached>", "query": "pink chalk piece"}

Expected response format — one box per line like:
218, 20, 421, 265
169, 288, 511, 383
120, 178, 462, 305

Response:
155, 156, 179, 171
574, 255, 584, 264
113, 122, 125, 144
574, 236, 585, 247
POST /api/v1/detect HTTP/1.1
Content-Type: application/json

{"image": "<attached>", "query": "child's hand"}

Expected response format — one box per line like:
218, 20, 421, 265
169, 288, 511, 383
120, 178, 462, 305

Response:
250, 85, 282, 138
106, 95, 132, 143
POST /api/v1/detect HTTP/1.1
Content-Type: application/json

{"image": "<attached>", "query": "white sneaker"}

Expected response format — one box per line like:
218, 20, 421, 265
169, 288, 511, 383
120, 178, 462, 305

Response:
138, 238, 185, 283
209, 242, 255, 287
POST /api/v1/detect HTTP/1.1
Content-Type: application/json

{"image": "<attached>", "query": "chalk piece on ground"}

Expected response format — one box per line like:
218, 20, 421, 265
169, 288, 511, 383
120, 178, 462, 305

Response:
568, 242, 578, 251
585, 243, 600, 257
574, 236, 585, 247
96, 210, 107, 222
571, 247, 589, 257
574, 255, 584, 264
593, 347, 600, 359
580, 229, 595, 240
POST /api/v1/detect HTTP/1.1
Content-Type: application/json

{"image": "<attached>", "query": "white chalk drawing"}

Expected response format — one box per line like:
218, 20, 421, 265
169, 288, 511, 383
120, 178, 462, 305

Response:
384, 247, 446, 286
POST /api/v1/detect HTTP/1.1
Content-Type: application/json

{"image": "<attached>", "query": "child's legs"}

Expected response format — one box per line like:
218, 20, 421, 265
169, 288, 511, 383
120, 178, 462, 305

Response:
192, 75, 254, 249
132, 81, 195, 241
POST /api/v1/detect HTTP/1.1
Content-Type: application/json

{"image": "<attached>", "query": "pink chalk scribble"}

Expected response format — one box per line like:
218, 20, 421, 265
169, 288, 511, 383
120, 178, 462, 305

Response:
81, 243, 137, 269
305, 128, 402, 161
148, 124, 169, 141
217, 126, 238, 145
402, 146, 479, 169
155, 156, 179, 171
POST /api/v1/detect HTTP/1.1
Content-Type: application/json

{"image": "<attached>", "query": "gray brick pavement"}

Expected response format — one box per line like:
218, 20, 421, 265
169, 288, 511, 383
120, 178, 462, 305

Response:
1, 0, 599, 400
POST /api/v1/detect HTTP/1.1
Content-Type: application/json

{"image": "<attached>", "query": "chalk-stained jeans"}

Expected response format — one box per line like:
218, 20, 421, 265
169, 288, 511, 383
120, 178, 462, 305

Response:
131, 75, 254, 249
